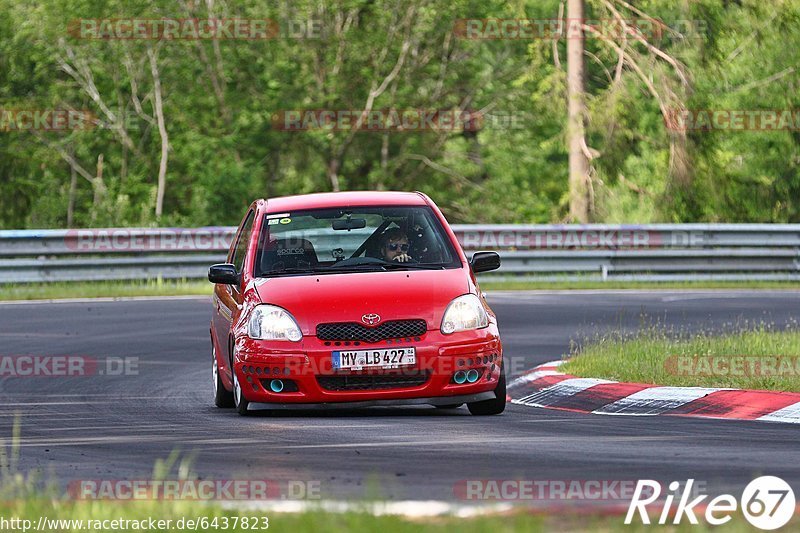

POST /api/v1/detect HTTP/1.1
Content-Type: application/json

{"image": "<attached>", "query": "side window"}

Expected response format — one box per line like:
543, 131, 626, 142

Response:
231, 210, 255, 274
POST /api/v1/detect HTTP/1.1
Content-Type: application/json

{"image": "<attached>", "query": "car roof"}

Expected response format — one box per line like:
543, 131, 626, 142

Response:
262, 191, 428, 213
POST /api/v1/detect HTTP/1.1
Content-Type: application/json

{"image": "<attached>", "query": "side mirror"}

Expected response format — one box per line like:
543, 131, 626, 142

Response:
208, 263, 240, 285
470, 251, 501, 273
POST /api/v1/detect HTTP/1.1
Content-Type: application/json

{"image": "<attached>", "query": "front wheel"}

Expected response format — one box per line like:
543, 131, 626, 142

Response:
467, 364, 506, 416
233, 369, 250, 416
213, 348, 234, 408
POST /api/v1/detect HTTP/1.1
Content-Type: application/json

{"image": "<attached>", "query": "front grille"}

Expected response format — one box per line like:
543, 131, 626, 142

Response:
316, 372, 430, 391
316, 319, 426, 343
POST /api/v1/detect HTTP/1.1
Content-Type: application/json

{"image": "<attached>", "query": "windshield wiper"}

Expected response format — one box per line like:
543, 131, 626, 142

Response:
339, 261, 446, 270
323, 263, 386, 272
380, 262, 445, 270
324, 261, 443, 272
261, 267, 326, 277
263, 263, 445, 276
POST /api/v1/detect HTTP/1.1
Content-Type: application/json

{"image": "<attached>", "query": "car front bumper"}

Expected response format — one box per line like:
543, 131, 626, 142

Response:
233, 326, 503, 405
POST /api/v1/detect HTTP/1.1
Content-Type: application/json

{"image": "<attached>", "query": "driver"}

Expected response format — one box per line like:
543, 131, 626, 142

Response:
380, 228, 414, 263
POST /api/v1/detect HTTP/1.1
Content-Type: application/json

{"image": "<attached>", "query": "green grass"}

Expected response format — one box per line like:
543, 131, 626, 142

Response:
1, 278, 798, 302
0, 494, 782, 532
562, 324, 800, 391
1, 500, 772, 533
0, 500, 543, 533
0, 280, 212, 301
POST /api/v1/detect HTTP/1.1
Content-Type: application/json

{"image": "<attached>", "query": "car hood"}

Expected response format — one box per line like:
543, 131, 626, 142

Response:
253, 268, 468, 335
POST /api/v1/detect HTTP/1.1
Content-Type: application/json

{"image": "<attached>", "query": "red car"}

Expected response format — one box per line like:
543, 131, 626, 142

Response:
209, 191, 505, 416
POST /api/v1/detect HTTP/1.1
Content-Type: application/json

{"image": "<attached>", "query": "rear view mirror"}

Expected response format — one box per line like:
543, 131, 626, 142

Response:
208, 263, 240, 285
470, 251, 501, 273
332, 218, 367, 231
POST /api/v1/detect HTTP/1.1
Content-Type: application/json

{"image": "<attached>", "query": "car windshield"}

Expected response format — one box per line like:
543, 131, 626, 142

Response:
254, 206, 460, 277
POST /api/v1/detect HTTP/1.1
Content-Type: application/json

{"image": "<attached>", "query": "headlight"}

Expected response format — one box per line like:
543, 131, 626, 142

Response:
440, 294, 489, 334
246, 305, 303, 341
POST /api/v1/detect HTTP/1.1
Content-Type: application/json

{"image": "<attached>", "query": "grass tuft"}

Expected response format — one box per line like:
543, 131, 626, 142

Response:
1, 278, 799, 302
562, 321, 800, 391
0, 280, 212, 301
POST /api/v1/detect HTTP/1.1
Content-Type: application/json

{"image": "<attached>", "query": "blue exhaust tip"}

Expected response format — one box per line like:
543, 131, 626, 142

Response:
466, 369, 479, 383
269, 379, 284, 393
453, 371, 467, 384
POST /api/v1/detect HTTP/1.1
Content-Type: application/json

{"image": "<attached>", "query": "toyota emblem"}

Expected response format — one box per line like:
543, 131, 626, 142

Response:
361, 313, 381, 326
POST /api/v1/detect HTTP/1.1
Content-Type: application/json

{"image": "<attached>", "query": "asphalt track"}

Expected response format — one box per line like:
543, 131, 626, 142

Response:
1, 291, 799, 502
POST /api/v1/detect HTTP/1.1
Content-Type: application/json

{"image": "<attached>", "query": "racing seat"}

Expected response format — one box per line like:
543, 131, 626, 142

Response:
260, 238, 319, 272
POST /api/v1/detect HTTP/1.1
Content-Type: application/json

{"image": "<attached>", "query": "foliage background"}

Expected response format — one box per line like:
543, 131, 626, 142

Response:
1, 0, 798, 228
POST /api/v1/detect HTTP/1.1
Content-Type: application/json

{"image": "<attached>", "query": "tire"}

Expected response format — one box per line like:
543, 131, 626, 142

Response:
232, 368, 250, 416
467, 364, 506, 416
213, 348, 234, 408
435, 403, 463, 409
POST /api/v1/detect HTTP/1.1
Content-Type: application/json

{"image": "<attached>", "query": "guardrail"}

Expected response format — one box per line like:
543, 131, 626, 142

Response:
0, 224, 798, 283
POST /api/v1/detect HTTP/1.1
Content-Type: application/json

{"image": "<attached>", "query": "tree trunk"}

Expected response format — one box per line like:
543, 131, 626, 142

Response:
67, 150, 78, 227
378, 132, 389, 190
566, 0, 590, 223
327, 157, 341, 192
149, 47, 169, 219
91, 153, 105, 224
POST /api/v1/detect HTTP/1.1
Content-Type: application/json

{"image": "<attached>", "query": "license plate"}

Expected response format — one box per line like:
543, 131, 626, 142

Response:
332, 348, 416, 370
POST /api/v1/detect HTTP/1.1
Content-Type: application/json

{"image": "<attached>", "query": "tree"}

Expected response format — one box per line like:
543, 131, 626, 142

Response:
566, 0, 591, 222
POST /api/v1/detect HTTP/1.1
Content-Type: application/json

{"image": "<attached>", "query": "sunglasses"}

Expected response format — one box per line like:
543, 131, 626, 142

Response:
387, 243, 409, 252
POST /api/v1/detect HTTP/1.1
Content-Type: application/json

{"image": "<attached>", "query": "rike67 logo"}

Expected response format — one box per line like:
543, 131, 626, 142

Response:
626, 476, 795, 530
